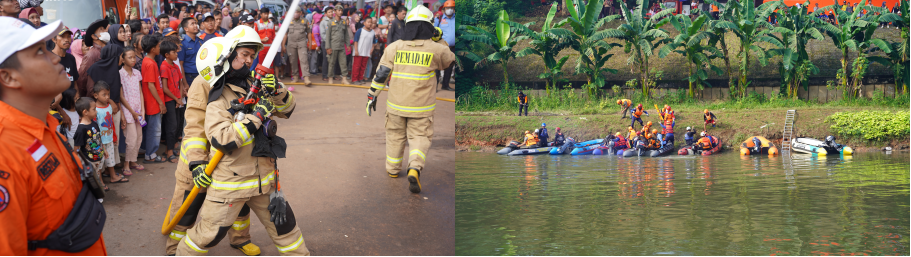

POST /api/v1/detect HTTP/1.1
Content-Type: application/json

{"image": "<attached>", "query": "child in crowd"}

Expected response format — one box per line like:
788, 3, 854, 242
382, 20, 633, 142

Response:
120, 46, 146, 174
93, 81, 127, 183
131, 32, 145, 72
159, 40, 184, 163
352, 18, 376, 84
141, 33, 166, 163
74, 97, 109, 191
58, 88, 80, 147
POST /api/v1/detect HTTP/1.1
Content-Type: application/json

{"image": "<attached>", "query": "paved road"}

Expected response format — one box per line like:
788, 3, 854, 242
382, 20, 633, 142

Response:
100, 85, 455, 255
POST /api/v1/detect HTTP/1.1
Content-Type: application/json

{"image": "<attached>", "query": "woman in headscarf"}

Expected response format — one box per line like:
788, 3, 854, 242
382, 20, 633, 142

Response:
221, 6, 232, 30
108, 23, 132, 47
86, 44, 125, 166
18, 8, 40, 27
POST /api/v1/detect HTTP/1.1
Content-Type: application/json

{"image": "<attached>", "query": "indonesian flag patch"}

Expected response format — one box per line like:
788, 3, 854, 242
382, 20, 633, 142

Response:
27, 139, 48, 162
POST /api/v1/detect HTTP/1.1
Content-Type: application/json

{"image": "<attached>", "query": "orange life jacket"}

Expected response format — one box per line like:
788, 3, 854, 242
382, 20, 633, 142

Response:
518, 95, 528, 104
619, 99, 631, 107
698, 137, 713, 149
705, 112, 714, 121
525, 133, 538, 146
662, 120, 674, 134
633, 108, 644, 118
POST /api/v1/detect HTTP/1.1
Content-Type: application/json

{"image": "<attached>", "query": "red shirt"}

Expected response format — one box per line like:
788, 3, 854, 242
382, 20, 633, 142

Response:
141, 57, 164, 115
0, 101, 107, 255
159, 60, 183, 103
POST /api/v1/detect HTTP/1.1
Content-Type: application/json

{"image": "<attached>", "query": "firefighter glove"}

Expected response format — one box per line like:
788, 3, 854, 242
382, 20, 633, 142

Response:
253, 96, 275, 121
366, 93, 378, 116
268, 190, 288, 225
192, 164, 212, 188
261, 73, 277, 93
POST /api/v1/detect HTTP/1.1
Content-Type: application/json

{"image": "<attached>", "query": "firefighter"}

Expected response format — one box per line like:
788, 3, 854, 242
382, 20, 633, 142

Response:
0, 18, 107, 255
616, 99, 631, 119
365, 5, 455, 193
176, 25, 307, 255
164, 31, 263, 256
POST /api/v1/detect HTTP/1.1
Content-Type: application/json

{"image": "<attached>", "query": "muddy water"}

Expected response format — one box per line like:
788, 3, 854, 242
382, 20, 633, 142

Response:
455, 151, 909, 256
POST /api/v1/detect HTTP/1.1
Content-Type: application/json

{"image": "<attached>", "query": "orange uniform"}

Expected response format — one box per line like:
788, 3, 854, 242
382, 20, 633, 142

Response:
0, 101, 107, 255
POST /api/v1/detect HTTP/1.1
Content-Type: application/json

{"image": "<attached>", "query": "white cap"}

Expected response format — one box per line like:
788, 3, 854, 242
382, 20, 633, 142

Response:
0, 18, 64, 65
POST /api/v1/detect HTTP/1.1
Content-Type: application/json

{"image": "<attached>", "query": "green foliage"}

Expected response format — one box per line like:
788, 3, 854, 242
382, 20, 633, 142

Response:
660, 14, 724, 98
459, 12, 529, 88
558, 0, 622, 98
608, 0, 673, 98
771, 2, 824, 99
509, 3, 574, 94
825, 110, 911, 141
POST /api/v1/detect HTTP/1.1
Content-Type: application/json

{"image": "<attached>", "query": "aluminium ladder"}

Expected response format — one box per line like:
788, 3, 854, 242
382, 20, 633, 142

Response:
781, 110, 796, 152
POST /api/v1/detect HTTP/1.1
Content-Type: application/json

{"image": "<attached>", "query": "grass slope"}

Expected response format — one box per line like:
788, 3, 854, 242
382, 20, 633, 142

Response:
456, 106, 909, 151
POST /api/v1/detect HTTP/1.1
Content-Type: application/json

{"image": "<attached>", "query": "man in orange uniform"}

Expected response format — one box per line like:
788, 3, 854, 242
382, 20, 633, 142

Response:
616, 99, 631, 118
254, 8, 276, 66
0, 18, 107, 255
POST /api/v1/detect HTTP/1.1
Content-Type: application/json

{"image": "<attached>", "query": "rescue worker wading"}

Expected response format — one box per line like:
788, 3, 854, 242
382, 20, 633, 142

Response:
164, 28, 264, 256
176, 26, 308, 255
0, 17, 107, 255
365, 5, 455, 193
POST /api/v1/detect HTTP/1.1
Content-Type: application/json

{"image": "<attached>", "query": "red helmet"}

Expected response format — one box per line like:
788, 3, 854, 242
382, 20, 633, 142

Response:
556, 127, 561, 131
637, 103, 643, 108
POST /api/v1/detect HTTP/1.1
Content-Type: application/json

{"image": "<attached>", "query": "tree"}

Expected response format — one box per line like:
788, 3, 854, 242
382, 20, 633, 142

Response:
560, 0, 624, 98
704, 0, 739, 92
868, 42, 908, 95
818, 0, 898, 98
459, 10, 529, 89
770, 3, 825, 99
711, 0, 782, 99
659, 14, 725, 98
607, 0, 674, 98
507, 3, 575, 94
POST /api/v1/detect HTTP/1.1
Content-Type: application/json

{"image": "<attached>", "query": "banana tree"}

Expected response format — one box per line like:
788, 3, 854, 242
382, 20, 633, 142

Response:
459, 10, 528, 89
606, 0, 674, 98
868, 42, 908, 95
704, 0, 739, 92
817, 0, 898, 98
711, 0, 782, 98
508, 3, 575, 94
770, 3, 825, 99
659, 14, 725, 98
561, 0, 624, 98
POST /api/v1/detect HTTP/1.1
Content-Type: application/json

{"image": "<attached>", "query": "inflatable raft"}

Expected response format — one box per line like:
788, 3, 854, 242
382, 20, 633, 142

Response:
791, 137, 852, 156
549, 138, 577, 155
621, 141, 673, 157
497, 141, 522, 155
507, 147, 556, 156
592, 141, 617, 155
679, 136, 723, 155
570, 144, 600, 155
738, 136, 778, 156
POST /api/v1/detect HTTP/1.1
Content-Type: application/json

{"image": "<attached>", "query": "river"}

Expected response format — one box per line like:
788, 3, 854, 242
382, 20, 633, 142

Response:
455, 151, 909, 256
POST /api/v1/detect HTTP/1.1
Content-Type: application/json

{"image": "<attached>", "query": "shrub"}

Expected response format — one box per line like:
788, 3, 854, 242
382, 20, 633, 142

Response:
825, 111, 911, 141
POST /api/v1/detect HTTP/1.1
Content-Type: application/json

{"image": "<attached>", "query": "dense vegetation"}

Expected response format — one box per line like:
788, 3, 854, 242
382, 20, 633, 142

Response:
457, 0, 909, 103
826, 110, 911, 141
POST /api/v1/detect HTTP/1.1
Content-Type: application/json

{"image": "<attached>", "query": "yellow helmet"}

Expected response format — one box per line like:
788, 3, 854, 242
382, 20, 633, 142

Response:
615, 132, 622, 137
646, 121, 652, 127
196, 26, 263, 86
406, 5, 434, 23
432, 27, 443, 41
704, 109, 709, 114
652, 129, 658, 134
525, 130, 530, 134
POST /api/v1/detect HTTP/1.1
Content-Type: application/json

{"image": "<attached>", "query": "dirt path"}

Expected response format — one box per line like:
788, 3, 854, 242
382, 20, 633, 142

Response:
102, 85, 455, 255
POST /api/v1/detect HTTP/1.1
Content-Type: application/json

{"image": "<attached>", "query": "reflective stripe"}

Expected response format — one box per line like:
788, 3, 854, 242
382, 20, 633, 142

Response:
210, 171, 275, 190
276, 93, 293, 112
371, 81, 386, 90
387, 155, 402, 164
276, 235, 304, 253
409, 149, 425, 160
391, 71, 434, 80
233, 219, 250, 230
233, 122, 253, 146
386, 101, 435, 113
169, 230, 187, 241
180, 138, 208, 164
184, 235, 209, 253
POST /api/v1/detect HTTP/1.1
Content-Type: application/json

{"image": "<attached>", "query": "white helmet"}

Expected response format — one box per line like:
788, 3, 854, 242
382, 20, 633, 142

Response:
406, 5, 433, 23
534, 129, 539, 133
700, 132, 706, 137
196, 26, 263, 86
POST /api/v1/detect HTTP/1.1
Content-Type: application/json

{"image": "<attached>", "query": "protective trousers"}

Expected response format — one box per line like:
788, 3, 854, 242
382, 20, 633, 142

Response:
518, 104, 527, 116
621, 106, 629, 118
288, 41, 310, 79
327, 49, 349, 78
384, 113, 433, 175
631, 117, 643, 128
176, 188, 309, 256
166, 177, 253, 255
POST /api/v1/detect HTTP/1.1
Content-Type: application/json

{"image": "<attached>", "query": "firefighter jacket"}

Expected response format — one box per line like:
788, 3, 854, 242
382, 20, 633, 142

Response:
204, 83, 295, 198
369, 39, 455, 118
176, 75, 212, 183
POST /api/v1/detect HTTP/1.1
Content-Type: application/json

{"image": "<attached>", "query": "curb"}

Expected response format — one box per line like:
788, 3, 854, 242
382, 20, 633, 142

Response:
283, 82, 456, 103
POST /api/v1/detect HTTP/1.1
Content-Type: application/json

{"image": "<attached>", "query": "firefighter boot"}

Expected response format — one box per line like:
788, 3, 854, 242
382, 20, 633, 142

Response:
408, 168, 421, 193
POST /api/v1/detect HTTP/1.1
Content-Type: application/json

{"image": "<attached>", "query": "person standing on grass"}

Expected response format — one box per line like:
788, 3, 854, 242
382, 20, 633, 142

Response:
617, 99, 632, 119
517, 91, 528, 116
141, 33, 166, 163
119, 46, 145, 175
630, 103, 648, 129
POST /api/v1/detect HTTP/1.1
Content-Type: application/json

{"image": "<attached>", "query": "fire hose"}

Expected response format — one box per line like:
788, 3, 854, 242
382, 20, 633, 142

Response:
161, 0, 302, 235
